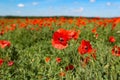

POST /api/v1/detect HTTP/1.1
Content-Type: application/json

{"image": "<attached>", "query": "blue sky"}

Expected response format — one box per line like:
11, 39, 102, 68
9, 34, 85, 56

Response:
0, 0, 120, 17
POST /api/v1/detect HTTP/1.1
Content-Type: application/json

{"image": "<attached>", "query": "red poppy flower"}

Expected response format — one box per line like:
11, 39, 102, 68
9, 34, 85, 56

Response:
52, 29, 69, 50
78, 40, 93, 55
111, 46, 120, 56
68, 30, 80, 40
65, 64, 74, 71
112, 23, 116, 30
8, 61, 14, 66
59, 72, 66, 77
92, 27, 97, 34
109, 36, 116, 43
0, 30, 4, 35
0, 59, 4, 66
45, 57, 51, 63
56, 57, 61, 63
0, 40, 11, 49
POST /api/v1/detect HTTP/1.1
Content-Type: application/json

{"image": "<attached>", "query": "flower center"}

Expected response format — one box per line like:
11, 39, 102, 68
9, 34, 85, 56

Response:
59, 37, 64, 42
84, 46, 88, 50
114, 48, 119, 54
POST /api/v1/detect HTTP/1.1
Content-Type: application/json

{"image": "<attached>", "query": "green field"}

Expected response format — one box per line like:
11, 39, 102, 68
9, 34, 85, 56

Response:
0, 17, 120, 80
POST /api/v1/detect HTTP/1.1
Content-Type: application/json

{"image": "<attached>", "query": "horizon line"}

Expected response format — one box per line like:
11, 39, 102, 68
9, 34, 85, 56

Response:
0, 15, 120, 18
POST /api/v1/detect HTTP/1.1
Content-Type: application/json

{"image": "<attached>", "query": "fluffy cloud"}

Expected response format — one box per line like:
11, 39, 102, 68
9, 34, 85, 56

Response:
106, 2, 111, 6
89, 0, 96, 3
17, 3, 24, 8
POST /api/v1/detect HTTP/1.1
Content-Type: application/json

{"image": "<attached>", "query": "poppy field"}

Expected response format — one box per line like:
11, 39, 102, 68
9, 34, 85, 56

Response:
0, 17, 120, 80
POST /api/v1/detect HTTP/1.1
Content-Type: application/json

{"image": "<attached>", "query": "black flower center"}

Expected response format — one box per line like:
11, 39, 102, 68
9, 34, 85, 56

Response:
114, 48, 118, 54
84, 46, 88, 50
59, 37, 64, 42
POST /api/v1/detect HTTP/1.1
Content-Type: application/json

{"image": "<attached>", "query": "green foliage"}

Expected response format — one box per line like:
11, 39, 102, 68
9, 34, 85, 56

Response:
0, 19, 120, 80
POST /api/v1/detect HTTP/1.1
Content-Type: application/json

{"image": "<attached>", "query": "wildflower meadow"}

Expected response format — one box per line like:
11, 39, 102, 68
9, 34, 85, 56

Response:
0, 17, 120, 80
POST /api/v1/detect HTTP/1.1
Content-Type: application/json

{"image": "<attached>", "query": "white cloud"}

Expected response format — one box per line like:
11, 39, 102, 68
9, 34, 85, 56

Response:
89, 0, 96, 3
17, 3, 25, 8
32, 2, 39, 6
73, 7, 84, 13
106, 2, 111, 6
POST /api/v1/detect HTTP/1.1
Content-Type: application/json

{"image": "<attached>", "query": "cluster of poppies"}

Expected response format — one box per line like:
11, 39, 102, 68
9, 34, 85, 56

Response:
51, 29, 96, 68
0, 40, 14, 67
45, 56, 75, 76
112, 46, 120, 57
52, 28, 120, 54
51, 28, 120, 70
109, 36, 120, 57
52, 28, 96, 53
